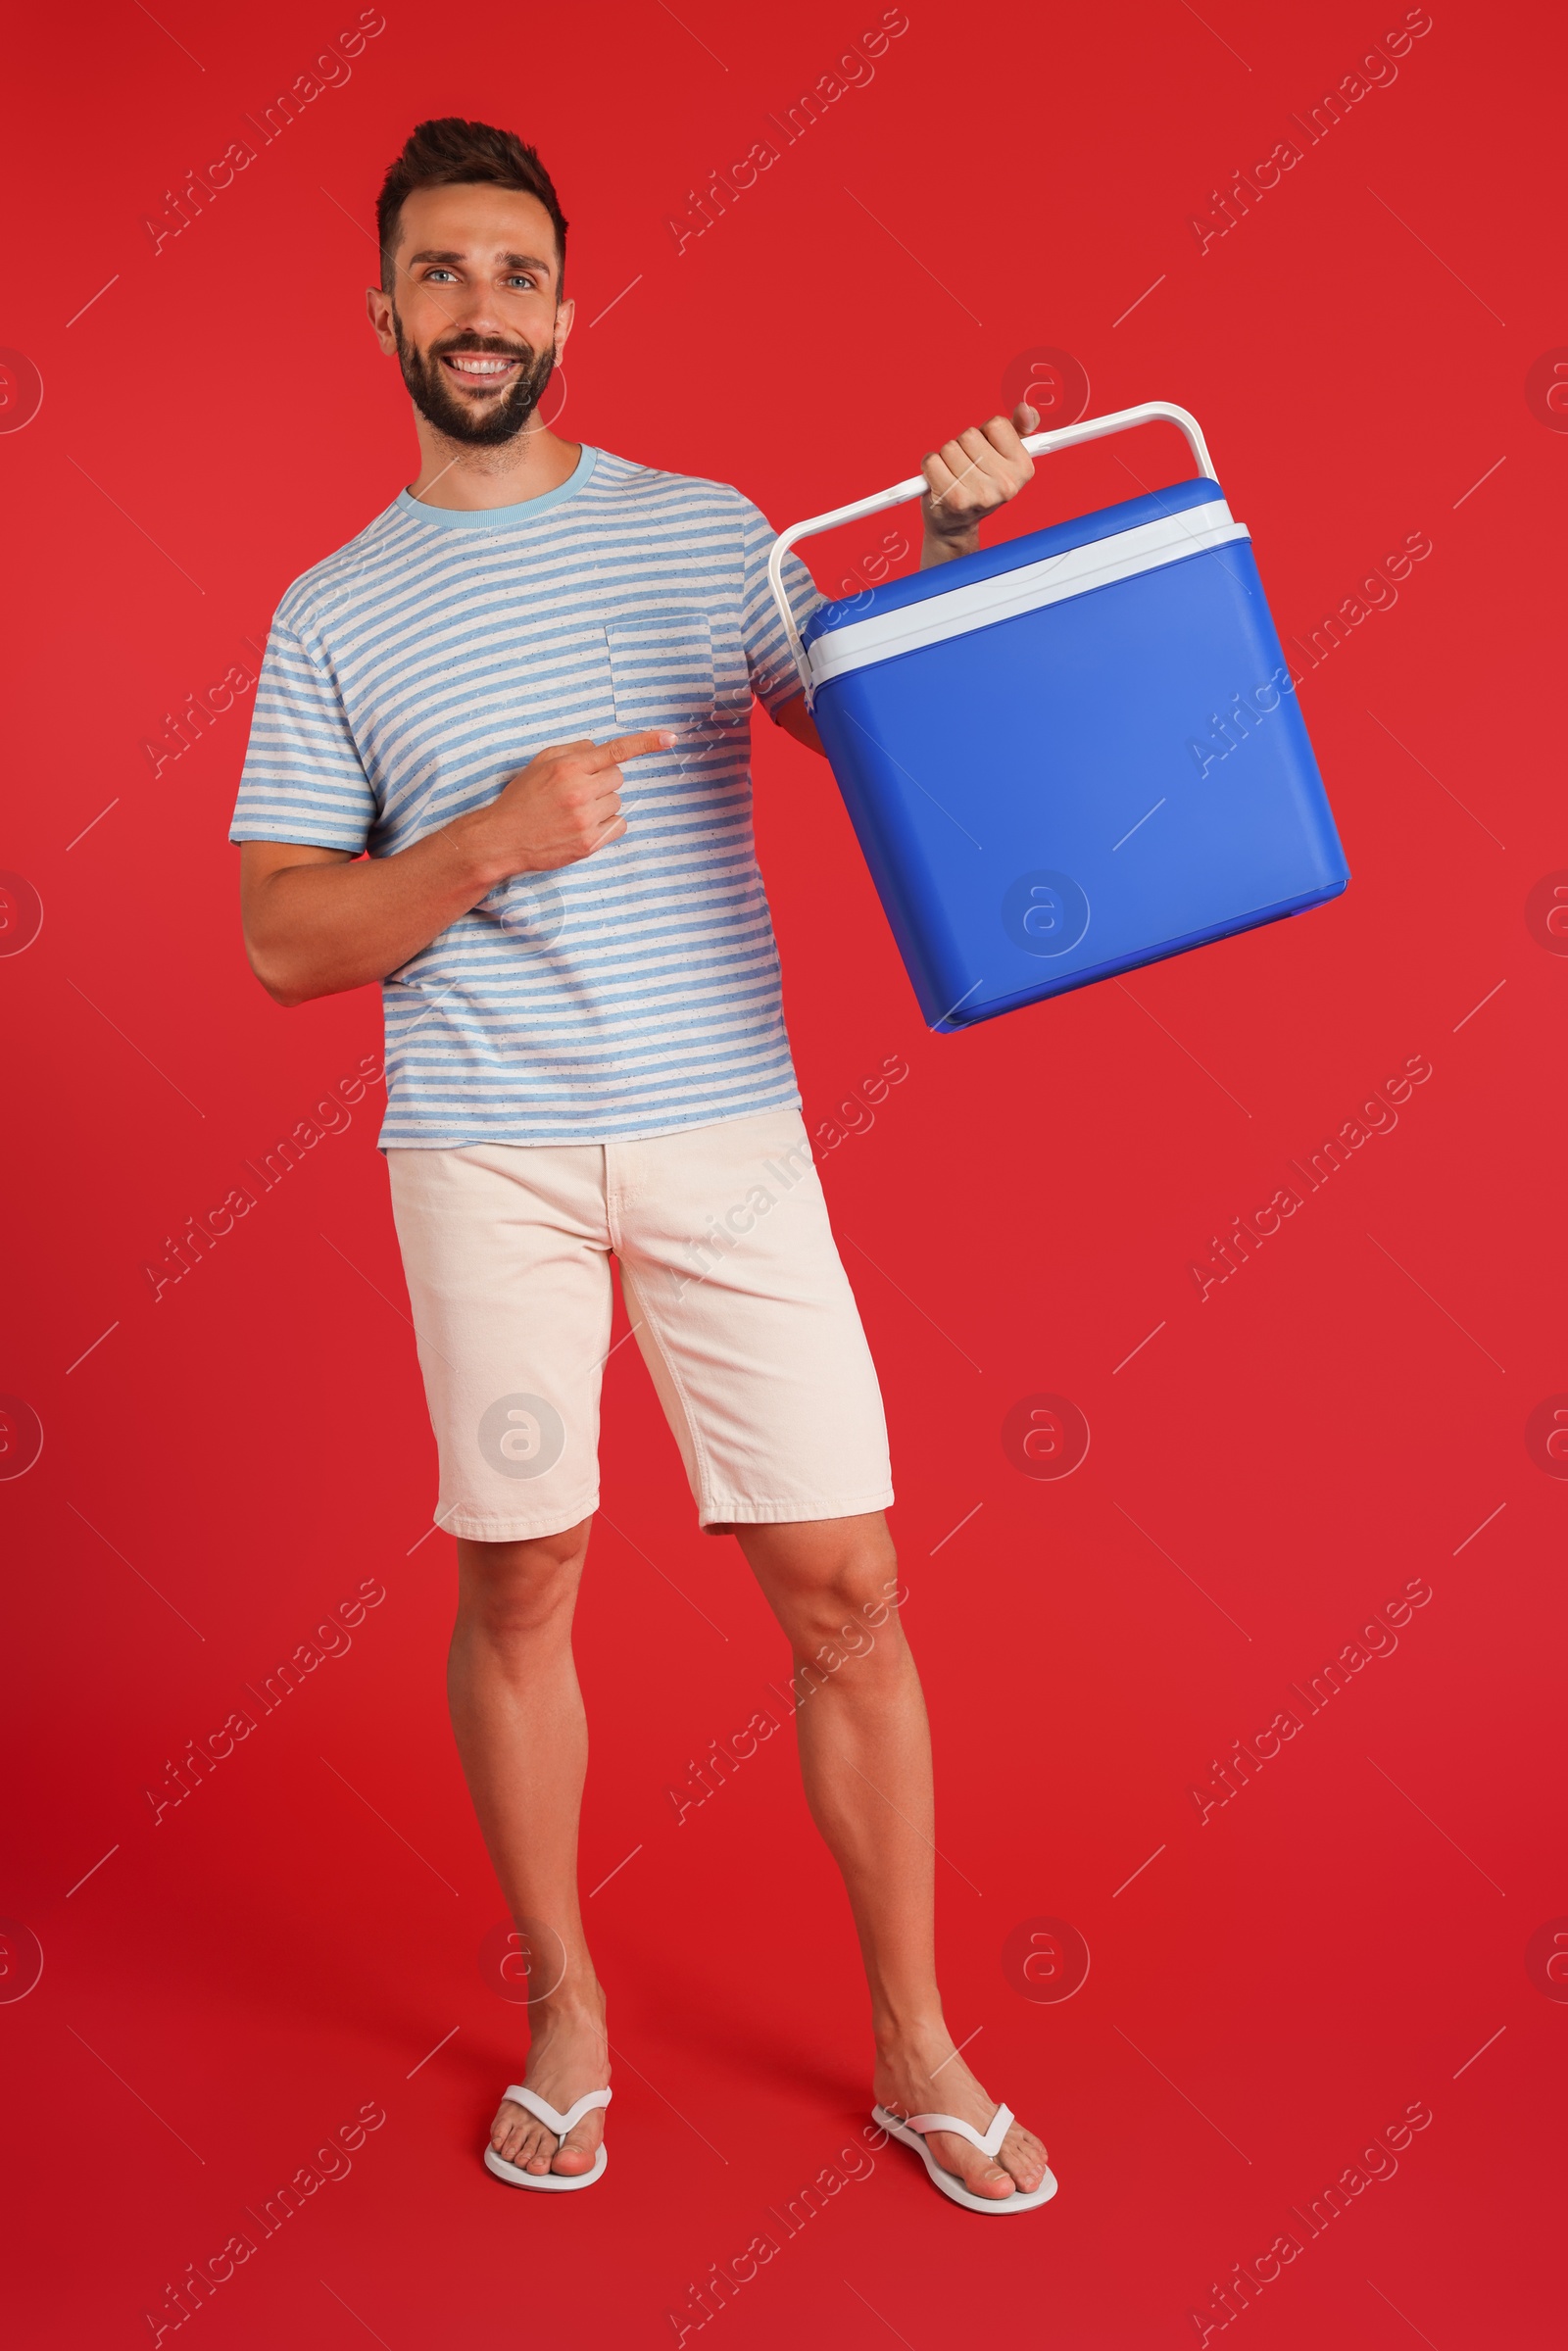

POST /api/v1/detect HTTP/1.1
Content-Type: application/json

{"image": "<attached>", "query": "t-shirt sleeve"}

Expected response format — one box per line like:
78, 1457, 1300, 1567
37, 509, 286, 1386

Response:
736, 497, 825, 719
228, 617, 377, 850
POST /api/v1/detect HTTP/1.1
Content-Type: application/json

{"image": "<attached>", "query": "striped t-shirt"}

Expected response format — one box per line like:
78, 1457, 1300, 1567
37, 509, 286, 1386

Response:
230, 445, 823, 1147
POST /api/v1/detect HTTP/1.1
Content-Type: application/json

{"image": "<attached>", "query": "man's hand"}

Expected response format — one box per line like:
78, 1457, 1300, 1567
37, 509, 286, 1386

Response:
463, 727, 676, 880
918, 401, 1040, 569
770, 408, 1044, 754
239, 726, 676, 1006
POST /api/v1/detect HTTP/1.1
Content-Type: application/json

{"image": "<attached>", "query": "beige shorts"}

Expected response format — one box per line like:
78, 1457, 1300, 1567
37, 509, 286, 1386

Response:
386, 1108, 894, 1542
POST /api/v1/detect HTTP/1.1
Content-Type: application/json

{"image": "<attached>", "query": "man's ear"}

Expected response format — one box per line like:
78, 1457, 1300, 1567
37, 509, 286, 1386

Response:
366, 284, 398, 356
553, 295, 576, 360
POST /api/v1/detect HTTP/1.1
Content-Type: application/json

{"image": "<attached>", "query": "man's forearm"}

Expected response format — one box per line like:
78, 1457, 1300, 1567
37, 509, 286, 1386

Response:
919, 521, 979, 570
240, 726, 665, 1008
243, 812, 502, 1007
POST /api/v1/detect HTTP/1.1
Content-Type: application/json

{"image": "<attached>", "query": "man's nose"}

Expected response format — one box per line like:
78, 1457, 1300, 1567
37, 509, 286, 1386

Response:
449, 282, 514, 337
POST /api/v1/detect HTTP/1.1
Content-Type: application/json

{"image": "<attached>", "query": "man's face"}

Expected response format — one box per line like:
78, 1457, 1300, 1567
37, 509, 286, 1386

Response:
369, 183, 572, 447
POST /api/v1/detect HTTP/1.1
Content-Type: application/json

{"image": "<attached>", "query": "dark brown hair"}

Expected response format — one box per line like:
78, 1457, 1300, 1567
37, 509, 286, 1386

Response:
376, 118, 568, 297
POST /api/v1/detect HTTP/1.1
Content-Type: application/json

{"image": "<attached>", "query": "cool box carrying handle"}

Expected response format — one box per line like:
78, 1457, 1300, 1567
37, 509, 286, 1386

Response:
765, 400, 1219, 706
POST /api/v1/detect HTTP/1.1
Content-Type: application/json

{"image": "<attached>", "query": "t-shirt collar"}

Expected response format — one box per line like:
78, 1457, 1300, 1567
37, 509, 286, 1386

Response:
395, 444, 598, 529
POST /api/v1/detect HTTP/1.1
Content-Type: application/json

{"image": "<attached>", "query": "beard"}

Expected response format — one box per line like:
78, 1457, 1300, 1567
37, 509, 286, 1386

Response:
392, 314, 558, 447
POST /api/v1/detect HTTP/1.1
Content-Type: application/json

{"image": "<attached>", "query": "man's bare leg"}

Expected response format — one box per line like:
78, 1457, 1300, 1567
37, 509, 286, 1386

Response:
449, 1523, 608, 2178
734, 1512, 1050, 2201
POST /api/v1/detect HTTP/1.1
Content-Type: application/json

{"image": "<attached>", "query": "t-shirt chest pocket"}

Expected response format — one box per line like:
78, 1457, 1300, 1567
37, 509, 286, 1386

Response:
604, 609, 750, 737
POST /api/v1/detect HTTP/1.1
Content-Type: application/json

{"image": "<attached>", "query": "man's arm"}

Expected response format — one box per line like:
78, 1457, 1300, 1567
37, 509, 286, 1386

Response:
918, 400, 1040, 568
770, 694, 827, 759
239, 726, 674, 1006
763, 400, 1041, 761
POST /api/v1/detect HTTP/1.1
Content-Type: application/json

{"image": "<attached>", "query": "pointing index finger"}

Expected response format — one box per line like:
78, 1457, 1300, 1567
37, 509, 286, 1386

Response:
591, 728, 680, 769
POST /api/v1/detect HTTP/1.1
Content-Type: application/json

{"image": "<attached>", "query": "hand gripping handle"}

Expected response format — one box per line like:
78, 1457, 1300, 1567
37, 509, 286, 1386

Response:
765, 400, 1219, 705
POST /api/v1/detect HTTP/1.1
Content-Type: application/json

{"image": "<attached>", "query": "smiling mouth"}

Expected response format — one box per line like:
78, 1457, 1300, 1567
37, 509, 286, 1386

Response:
440, 351, 523, 390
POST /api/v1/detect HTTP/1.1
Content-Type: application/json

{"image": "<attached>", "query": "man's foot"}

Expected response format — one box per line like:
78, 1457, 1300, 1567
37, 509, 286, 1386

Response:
489, 1992, 610, 2178
873, 2024, 1049, 2200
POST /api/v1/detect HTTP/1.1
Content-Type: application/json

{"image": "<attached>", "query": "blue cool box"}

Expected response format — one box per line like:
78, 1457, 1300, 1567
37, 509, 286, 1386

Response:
770, 407, 1350, 1031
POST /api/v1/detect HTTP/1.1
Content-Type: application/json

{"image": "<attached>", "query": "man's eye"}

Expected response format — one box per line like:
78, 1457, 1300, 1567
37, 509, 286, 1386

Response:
425, 268, 457, 283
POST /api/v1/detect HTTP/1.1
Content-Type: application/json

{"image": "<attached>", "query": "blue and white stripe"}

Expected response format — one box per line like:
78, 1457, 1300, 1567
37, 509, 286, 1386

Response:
230, 447, 823, 1146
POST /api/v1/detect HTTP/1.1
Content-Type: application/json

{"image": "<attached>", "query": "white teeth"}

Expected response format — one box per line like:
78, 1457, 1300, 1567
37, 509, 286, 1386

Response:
449, 357, 511, 374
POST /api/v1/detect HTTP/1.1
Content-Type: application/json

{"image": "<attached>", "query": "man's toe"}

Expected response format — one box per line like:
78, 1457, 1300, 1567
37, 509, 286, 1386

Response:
490, 2097, 604, 2177
1000, 2125, 1050, 2192
552, 2122, 599, 2175
971, 2158, 1016, 2198
930, 2132, 1015, 2197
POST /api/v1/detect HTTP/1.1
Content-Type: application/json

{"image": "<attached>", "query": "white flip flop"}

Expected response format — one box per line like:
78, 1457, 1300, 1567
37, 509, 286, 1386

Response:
483, 2084, 612, 2190
871, 2100, 1057, 2214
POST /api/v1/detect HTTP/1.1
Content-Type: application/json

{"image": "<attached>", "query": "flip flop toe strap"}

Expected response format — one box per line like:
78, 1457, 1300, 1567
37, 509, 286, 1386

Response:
905, 2102, 1013, 2162
501, 2084, 612, 2141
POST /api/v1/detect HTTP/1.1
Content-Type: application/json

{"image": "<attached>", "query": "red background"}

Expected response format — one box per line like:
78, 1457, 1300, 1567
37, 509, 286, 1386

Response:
3, 0, 1564, 2342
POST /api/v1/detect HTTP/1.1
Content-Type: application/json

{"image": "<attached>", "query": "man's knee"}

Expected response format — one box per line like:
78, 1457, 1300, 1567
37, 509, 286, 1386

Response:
457, 1521, 590, 1639
751, 1516, 904, 1656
